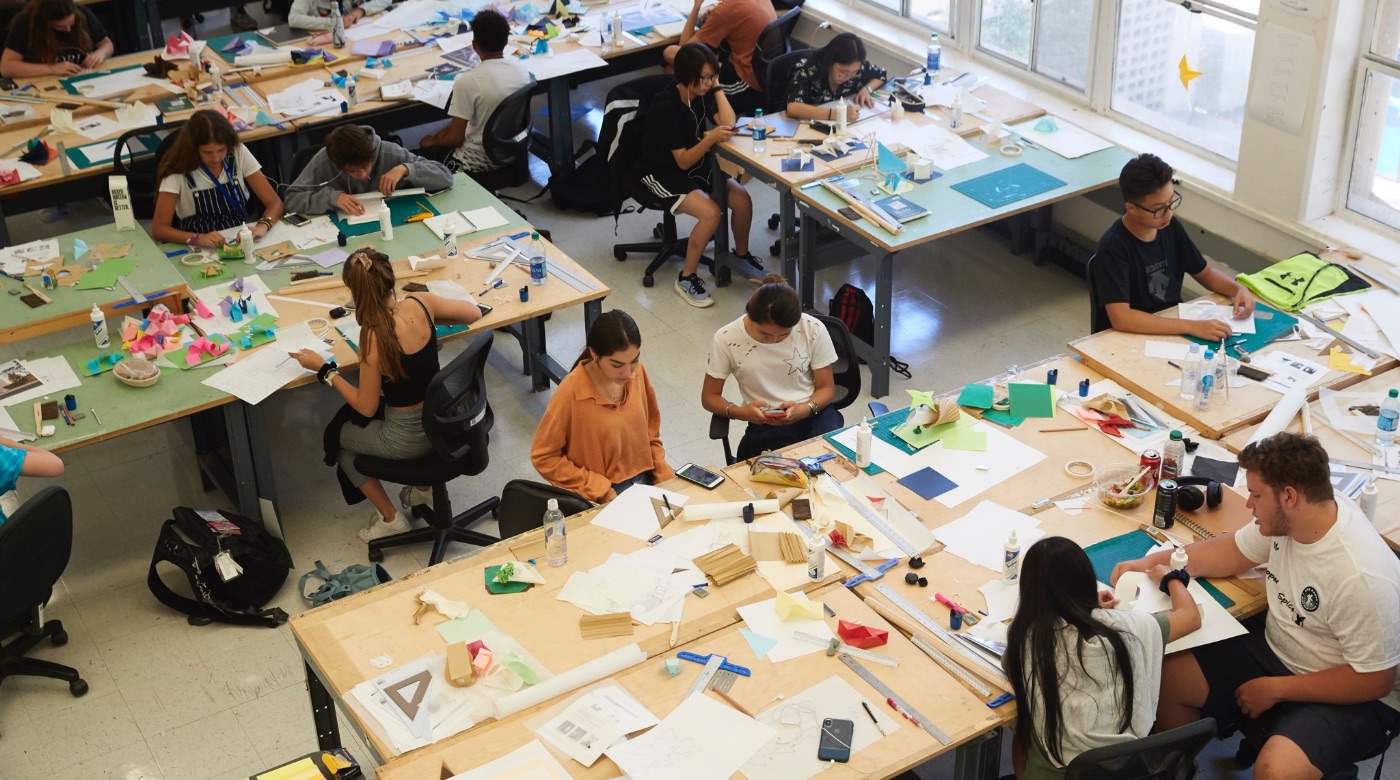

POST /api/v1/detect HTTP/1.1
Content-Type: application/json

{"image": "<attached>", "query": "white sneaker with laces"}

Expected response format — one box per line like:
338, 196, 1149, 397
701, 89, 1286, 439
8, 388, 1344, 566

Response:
358, 510, 411, 542
674, 273, 714, 308
399, 485, 433, 511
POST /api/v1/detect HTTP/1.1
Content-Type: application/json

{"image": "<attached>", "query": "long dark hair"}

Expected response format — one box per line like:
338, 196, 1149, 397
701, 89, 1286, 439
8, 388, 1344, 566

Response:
745, 274, 801, 328
1003, 537, 1137, 766
344, 248, 406, 381
157, 110, 240, 181
574, 310, 641, 368
14, 0, 89, 64
814, 32, 865, 78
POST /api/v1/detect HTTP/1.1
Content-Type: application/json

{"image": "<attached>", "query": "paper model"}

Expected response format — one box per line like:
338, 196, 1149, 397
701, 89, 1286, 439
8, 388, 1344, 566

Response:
775, 590, 825, 622
164, 31, 193, 58
904, 389, 958, 431
49, 108, 75, 135
828, 521, 873, 553
812, 135, 855, 158
837, 620, 889, 649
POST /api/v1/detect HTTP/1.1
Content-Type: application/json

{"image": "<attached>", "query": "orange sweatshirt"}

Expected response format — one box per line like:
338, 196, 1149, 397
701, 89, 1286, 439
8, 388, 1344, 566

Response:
531, 360, 674, 502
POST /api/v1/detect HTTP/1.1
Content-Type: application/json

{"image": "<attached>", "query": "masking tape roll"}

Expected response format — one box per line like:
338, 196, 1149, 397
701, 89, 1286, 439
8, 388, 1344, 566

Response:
1064, 460, 1094, 478
1000, 143, 1024, 156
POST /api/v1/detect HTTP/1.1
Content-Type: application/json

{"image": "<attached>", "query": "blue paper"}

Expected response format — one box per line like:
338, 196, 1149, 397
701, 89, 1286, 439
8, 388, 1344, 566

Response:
950, 163, 1067, 209
877, 142, 903, 173
780, 157, 814, 172
897, 467, 958, 500
72, 238, 89, 260
739, 628, 778, 661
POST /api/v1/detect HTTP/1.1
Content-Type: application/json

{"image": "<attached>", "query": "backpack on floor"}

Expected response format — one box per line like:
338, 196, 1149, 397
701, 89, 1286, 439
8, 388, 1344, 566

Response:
299, 560, 393, 607
829, 283, 911, 379
148, 507, 291, 628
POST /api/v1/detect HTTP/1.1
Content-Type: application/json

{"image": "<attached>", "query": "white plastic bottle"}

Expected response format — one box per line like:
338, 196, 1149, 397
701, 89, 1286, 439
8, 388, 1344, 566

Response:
1360, 475, 1379, 523
442, 217, 460, 259
1179, 344, 1201, 400
1196, 349, 1216, 411
806, 529, 826, 581
1161, 430, 1185, 481
377, 200, 392, 240
544, 499, 567, 567
528, 232, 547, 286
330, 1, 346, 48
239, 225, 254, 264
90, 304, 109, 349
855, 417, 872, 468
1170, 547, 1189, 573
1376, 388, 1399, 447
835, 96, 848, 134
1213, 351, 1229, 401
1001, 531, 1020, 584
611, 9, 622, 48
949, 92, 962, 130
925, 33, 941, 85
752, 108, 766, 153
210, 63, 223, 93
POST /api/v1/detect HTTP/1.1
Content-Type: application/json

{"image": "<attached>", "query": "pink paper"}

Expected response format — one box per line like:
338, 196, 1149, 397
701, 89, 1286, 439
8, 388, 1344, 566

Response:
172, 314, 190, 325
195, 301, 213, 319
209, 340, 230, 356
185, 348, 203, 366
123, 321, 138, 341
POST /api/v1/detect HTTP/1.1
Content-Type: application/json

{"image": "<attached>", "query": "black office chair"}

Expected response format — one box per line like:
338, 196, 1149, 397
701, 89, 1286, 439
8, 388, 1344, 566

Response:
751, 6, 801, 95
1086, 253, 1113, 334
495, 480, 591, 540
361, 332, 502, 565
0, 487, 89, 716
470, 79, 537, 198
111, 121, 186, 220
1062, 718, 1215, 780
709, 314, 858, 464
763, 48, 813, 252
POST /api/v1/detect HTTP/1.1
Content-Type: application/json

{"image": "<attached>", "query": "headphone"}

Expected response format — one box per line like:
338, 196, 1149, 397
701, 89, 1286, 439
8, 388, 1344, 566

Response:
1175, 476, 1223, 511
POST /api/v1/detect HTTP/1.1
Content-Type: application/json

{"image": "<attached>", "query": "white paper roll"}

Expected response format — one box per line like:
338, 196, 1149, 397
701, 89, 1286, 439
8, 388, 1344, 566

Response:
234, 52, 290, 67
676, 499, 781, 521
492, 643, 646, 719
1247, 385, 1310, 447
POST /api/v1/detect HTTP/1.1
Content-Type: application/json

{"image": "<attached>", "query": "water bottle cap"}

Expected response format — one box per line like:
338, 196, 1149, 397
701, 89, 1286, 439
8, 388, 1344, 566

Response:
1188, 344, 1199, 353
1170, 430, 1182, 440
547, 498, 558, 510
1204, 349, 1215, 359
1390, 389, 1398, 398
531, 231, 540, 240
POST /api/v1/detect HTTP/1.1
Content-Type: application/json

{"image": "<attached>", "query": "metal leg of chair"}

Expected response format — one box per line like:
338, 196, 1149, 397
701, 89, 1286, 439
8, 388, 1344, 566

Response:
306, 661, 342, 752
584, 299, 603, 332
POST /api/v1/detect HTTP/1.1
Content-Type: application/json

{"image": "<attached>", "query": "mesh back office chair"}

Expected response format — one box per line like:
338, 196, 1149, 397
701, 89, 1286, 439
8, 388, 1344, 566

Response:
750, 7, 801, 94
709, 313, 858, 464
0, 486, 88, 721
1062, 718, 1214, 780
470, 79, 538, 197
495, 480, 590, 540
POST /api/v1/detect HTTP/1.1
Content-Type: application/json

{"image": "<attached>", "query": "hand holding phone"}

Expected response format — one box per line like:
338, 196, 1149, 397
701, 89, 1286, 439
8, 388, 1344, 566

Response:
761, 407, 788, 419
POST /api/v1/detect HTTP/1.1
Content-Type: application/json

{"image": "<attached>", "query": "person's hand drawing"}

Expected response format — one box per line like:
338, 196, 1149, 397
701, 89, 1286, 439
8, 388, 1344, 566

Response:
82, 51, 107, 70
852, 86, 875, 109
1187, 318, 1232, 341
337, 192, 365, 216
51, 61, 82, 77
1232, 288, 1256, 319
292, 349, 325, 372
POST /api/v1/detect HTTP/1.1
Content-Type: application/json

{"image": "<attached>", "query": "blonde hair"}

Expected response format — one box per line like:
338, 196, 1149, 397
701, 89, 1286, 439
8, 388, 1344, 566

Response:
344, 249, 405, 381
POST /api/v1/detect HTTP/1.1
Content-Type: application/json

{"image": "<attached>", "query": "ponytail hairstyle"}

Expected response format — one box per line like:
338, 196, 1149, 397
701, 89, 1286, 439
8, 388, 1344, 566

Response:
14, 0, 89, 65
344, 248, 405, 381
574, 309, 642, 368
157, 109, 240, 181
745, 274, 802, 328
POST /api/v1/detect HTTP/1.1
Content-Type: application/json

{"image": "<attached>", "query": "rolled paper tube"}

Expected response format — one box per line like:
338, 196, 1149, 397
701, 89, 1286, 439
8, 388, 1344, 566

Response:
1246, 384, 1309, 447
234, 52, 290, 67
675, 499, 781, 522
762, 487, 803, 509
492, 643, 645, 719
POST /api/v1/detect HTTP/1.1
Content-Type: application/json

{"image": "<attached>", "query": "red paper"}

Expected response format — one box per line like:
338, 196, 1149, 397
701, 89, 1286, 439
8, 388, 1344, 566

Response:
837, 620, 888, 649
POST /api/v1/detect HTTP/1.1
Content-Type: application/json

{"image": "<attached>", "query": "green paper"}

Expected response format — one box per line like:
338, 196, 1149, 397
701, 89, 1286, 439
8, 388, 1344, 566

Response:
892, 413, 973, 450
957, 383, 995, 409
502, 652, 541, 685
942, 427, 987, 451
484, 565, 532, 593
981, 409, 1025, 428
177, 335, 234, 370
435, 609, 499, 644
74, 258, 136, 290
1008, 383, 1056, 418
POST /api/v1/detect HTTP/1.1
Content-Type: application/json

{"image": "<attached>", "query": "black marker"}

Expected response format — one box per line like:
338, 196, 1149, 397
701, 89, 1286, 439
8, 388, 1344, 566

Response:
861, 701, 887, 736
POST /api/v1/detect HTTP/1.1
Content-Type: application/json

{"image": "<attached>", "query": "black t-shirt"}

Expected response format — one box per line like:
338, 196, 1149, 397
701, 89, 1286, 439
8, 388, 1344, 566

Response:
5, 8, 108, 65
1089, 217, 1207, 333
640, 84, 718, 178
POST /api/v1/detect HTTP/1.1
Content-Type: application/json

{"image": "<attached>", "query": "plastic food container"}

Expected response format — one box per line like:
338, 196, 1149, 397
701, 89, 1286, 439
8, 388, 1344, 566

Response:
1095, 463, 1155, 511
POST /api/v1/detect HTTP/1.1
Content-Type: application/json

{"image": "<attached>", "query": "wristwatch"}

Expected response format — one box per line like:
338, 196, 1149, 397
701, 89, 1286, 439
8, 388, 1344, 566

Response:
1158, 569, 1191, 593
317, 360, 339, 385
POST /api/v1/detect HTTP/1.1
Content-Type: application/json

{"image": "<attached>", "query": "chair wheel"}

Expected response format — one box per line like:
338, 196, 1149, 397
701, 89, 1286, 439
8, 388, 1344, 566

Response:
767, 215, 780, 230
643, 275, 654, 287
70, 679, 88, 697
187, 615, 214, 626
51, 629, 67, 646
614, 249, 626, 261
368, 546, 384, 563
769, 240, 781, 257
652, 222, 663, 238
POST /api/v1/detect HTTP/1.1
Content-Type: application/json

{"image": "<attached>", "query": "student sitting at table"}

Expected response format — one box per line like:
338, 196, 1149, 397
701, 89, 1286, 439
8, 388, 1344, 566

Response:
152, 109, 285, 249
637, 42, 759, 308
531, 310, 674, 503
1, 0, 113, 78
288, 0, 389, 31
418, 9, 532, 176
284, 125, 452, 217
1006, 536, 1200, 780
702, 274, 840, 460
1113, 432, 1400, 780
662, 0, 776, 116
783, 33, 887, 124
0, 434, 63, 525
295, 248, 484, 541
1090, 153, 1255, 337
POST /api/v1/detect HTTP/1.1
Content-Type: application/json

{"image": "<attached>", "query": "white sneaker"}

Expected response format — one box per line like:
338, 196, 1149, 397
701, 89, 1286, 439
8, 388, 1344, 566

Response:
358, 510, 411, 542
674, 273, 714, 308
399, 485, 433, 511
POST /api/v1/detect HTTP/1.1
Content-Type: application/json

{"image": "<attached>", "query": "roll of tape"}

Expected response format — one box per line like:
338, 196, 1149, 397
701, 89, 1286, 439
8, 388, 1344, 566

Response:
1000, 143, 1024, 156
1065, 460, 1094, 478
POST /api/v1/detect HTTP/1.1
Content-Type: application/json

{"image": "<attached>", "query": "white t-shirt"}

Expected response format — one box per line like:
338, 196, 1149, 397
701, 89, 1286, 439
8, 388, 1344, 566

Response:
1233, 497, 1400, 712
157, 144, 261, 232
706, 314, 837, 407
1024, 609, 1164, 768
447, 58, 531, 172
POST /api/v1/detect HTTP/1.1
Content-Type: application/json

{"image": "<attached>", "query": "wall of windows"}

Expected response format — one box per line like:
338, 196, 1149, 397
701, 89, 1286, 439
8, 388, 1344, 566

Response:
1346, 2, 1400, 232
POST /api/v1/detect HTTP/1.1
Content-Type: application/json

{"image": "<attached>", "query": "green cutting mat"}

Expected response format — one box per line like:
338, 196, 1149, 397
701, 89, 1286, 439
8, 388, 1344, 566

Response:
1185, 302, 1297, 354
331, 195, 441, 237
1085, 530, 1234, 609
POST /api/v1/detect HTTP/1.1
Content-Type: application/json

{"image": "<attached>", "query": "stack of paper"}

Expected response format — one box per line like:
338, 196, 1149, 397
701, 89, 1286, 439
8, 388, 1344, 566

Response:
932, 501, 1044, 572
423, 208, 510, 239
605, 693, 775, 780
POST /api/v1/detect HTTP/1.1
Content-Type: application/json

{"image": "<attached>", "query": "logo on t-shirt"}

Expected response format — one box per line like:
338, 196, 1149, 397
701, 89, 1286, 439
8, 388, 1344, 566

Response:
1301, 586, 1320, 612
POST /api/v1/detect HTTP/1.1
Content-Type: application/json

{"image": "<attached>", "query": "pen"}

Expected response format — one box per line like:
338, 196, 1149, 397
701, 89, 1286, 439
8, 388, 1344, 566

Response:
1168, 361, 1181, 369
90, 408, 101, 426
479, 278, 506, 296
887, 697, 921, 727
663, 495, 673, 515
861, 700, 887, 737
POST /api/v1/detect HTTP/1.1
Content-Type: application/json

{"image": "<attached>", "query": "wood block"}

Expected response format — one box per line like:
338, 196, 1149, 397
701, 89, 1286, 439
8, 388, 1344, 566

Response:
779, 532, 807, 563
790, 498, 811, 521
693, 543, 757, 586
39, 401, 58, 420
444, 642, 476, 687
579, 612, 634, 639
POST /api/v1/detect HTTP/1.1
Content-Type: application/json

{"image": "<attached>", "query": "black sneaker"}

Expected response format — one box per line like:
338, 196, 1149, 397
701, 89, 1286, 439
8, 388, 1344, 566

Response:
736, 251, 763, 270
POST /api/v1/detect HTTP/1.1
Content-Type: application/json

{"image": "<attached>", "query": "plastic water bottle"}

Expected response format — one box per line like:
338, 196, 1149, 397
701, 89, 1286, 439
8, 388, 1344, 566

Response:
1377, 388, 1399, 446
1196, 349, 1216, 411
1179, 344, 1201, 400
90, 304, 109, 349
528, 231, 547, 286
611, 9, 622, 48
1162, 430, 1184, 481
752, 108, 766, 153
925, 33, 941, 85
544, 499, 567, 566
377, 200, 392, 241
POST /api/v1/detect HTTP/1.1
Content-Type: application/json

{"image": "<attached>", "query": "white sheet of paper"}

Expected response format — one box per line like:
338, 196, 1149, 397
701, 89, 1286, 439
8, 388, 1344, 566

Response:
535, 685, 657, 767
0, 356, 81, 412
910, 124, 989, 171
72, 114, 121, 141
932, 501, 1044, 572
260, 214, 340, 250
1355, 290, 1400, 362
523, 48, 608, 82
978, 578, 1020, 622
0, 238, 58, 264
1178, 302, 1256, 334
72, 68, 160, 98
1253, 351, 1331, 394
344, 20, 390, 40
412, 79, 455, 109
741, 675, 897, 780
736, 596, 835, 663
1144, 340, 1192, 361
437, 32, 475, 53
914, 423, 1047, 508
1007, 116, 1113, 159
201, 344, 310, 404
606, 692, 774, 780
448, 739, 571, 780
588, 484, 689, 541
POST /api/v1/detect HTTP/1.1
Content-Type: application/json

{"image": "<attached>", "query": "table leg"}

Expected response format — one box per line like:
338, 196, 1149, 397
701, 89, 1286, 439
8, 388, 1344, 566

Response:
712, 161, 731, 287
779, 187, 797, 289
242, 401, 283, 540
0, 199, 11, 247
584, 298, 603, 331
306, 661, 342, 752
797, 210, 816, 310
547, 77, 573, 175
952, 727, 1002, 780
222, 402, 263, 526
525, 316, 550, 391
870, 252, 894, 398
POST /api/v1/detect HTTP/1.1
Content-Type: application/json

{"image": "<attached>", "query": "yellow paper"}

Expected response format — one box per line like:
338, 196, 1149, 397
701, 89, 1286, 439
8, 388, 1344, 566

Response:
1328, 348, 1370, 375
255, 757, 323, 780
775, 590, 825, 621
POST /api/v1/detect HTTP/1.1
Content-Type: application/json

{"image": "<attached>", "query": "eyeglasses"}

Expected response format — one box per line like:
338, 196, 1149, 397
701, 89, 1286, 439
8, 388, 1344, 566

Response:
1129, 191, 1182, 219
697, 72, 718, 83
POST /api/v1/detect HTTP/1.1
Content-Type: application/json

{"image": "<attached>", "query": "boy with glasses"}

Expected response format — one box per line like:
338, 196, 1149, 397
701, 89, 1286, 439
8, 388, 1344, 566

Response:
1090, 153, 1254, 336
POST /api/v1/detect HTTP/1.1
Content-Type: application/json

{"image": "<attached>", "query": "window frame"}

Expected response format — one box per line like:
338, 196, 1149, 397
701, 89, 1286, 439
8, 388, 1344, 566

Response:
1339, 27, 1400, 232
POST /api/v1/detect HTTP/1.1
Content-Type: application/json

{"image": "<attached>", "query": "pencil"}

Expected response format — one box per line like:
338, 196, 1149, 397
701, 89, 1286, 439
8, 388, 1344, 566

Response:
1037, 425, 1085, 433
713, 688, 754, 718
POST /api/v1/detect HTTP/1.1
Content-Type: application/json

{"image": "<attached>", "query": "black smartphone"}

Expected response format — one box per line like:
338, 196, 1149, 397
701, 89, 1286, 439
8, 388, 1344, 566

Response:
476, 303, 493, 315
817, 718, 854, 762
676, 463, 724, 489
286, 212, 312, 227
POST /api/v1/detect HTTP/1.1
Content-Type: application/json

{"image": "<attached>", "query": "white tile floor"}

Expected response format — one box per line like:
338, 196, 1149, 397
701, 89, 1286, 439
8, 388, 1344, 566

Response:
0, 7, 1396, 779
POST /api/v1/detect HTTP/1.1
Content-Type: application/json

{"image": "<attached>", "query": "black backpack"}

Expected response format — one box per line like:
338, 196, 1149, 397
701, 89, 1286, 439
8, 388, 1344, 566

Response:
829, 283, 911, 379
148, 507, 291, 628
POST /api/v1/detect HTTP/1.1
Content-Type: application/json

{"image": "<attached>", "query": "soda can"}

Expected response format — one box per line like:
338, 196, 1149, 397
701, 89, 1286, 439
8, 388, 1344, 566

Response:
1140, 449, 1162, 477
1153, 479, 1178, 529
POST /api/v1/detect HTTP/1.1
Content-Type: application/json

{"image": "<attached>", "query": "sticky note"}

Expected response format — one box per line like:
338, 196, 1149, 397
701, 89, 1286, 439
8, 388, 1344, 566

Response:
957, 383, 995, 409
942, 427, 987, 452
1008, 383, 1057, 418
898, 467, 957, 500
435, 610, 499, 644
1328, 348, 1370, 375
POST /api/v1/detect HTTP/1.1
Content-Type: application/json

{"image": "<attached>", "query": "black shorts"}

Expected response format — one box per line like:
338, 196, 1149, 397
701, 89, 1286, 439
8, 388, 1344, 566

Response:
1194, 629, 1400, 774
637, 163, 714, 214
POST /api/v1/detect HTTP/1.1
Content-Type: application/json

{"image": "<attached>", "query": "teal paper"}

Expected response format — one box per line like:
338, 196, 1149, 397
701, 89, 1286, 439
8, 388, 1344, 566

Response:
877, 142, 904, 173
740, 628, 777, 661
951, 163, 1067, 209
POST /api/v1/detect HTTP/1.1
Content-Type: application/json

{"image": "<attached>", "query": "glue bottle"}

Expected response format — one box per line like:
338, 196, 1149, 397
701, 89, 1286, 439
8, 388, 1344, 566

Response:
806, 525, 827, 581
950, 92, 963, 130
238, 225, 254, 264
377, 200, 393, 241
1001, 531, 1020, 584
1361, 475, 1379, 523
1170, 547, 1189, 573
835, 96, 848, 134
90, 304, 109, 349
855, 417, 872, 469
611, 9, 622, 48
544, 499, 567, 567
442, 218, 460, 259
210, 63, 223, 93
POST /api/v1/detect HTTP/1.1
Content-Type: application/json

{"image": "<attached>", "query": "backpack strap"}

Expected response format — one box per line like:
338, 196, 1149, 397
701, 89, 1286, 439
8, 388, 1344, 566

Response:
148, 521, 287, 628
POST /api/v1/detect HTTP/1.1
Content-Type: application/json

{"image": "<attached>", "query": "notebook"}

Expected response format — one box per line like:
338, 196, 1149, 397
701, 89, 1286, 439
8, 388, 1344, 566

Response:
423, 208, 510, 239
873, 194, 928, 223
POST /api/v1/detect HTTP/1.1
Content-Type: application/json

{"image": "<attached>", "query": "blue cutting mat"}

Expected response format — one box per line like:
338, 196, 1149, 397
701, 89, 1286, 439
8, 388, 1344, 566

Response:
951, 163, 1067, 208
1085, 530, 1234, 609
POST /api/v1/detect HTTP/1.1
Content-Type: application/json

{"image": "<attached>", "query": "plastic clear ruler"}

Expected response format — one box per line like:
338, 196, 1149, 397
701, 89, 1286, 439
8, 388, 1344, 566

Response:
792, 631, 900, 667
116, 275, 146, 305
829, 477, 921, 557
909, 634, 991, 697
839, 654, 950, 745
684, 654, 724, 699
509, 257, 598, 292
874, 583, 1009, 685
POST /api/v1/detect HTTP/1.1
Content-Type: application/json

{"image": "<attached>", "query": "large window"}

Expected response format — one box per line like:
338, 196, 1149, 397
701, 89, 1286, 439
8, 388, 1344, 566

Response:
975, 0, 1094, 91
908, 0, 953, 33
1346, 3, 1400, 231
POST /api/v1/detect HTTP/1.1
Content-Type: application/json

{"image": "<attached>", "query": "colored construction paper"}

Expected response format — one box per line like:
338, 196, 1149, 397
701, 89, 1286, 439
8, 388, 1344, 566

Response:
957, 383, 995, 409
1008, 383, 1057, 418
72, 238, 89, 260
435, 609, 499, 644
942, 427, 987, 451
185, 348, 203, 366
876, 142, 904, 173
739, 628, 777, 661
981, 409, 1025, 428
779, 156, 814, 172
898, 466, 958, 500
73, 258, 135, 290
775, 590, 825, 621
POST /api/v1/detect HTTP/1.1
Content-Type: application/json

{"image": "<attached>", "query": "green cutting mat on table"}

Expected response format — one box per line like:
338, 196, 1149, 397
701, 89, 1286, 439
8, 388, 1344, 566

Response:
1184, 302, 1298, 355
331, 196, 441, 237
1085, 529, 1234, 609
822, 407, 974, 475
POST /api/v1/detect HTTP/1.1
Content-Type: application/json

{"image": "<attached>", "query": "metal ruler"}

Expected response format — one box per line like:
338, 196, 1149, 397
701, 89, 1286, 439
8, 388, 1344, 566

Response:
509, 258, 598, 293
828, 478, 922, 557
793, 521, 898, 586
909, 635, 991, 697
1354, 264, 1400, 296
792, 631, 900, 667
684, 654, 724, 699
839, 654, 951, 745
1296, 312, 1381, 359
1331, 457, 1400, 476
116, 275, 146, 305
874, 583, 1009, 684
711, 669, 737, 693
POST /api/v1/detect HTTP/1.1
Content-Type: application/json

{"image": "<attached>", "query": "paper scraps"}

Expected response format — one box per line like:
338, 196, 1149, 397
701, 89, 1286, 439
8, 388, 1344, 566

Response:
413, 588, 469, 623
19, 138, 55, 165
1328, 348, 1371, 375
740, 627, 778, 660
775, 590, 824, 621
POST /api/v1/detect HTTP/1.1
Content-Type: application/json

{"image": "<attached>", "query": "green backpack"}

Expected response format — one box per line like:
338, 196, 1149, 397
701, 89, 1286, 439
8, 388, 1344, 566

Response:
1235, 251, 1370, 312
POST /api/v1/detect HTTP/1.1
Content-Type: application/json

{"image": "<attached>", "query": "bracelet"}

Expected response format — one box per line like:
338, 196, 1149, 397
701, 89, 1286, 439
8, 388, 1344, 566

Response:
725, 403, 734, 419
187, 234, 200, 246
316, 360, 339, 385
256, 217, 273, 229
806, 401, 819, 417
1158, 569, 1191, 593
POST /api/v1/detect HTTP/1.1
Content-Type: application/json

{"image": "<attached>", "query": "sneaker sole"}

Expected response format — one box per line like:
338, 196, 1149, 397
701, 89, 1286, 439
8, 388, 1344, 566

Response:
674, 281, 715, 308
